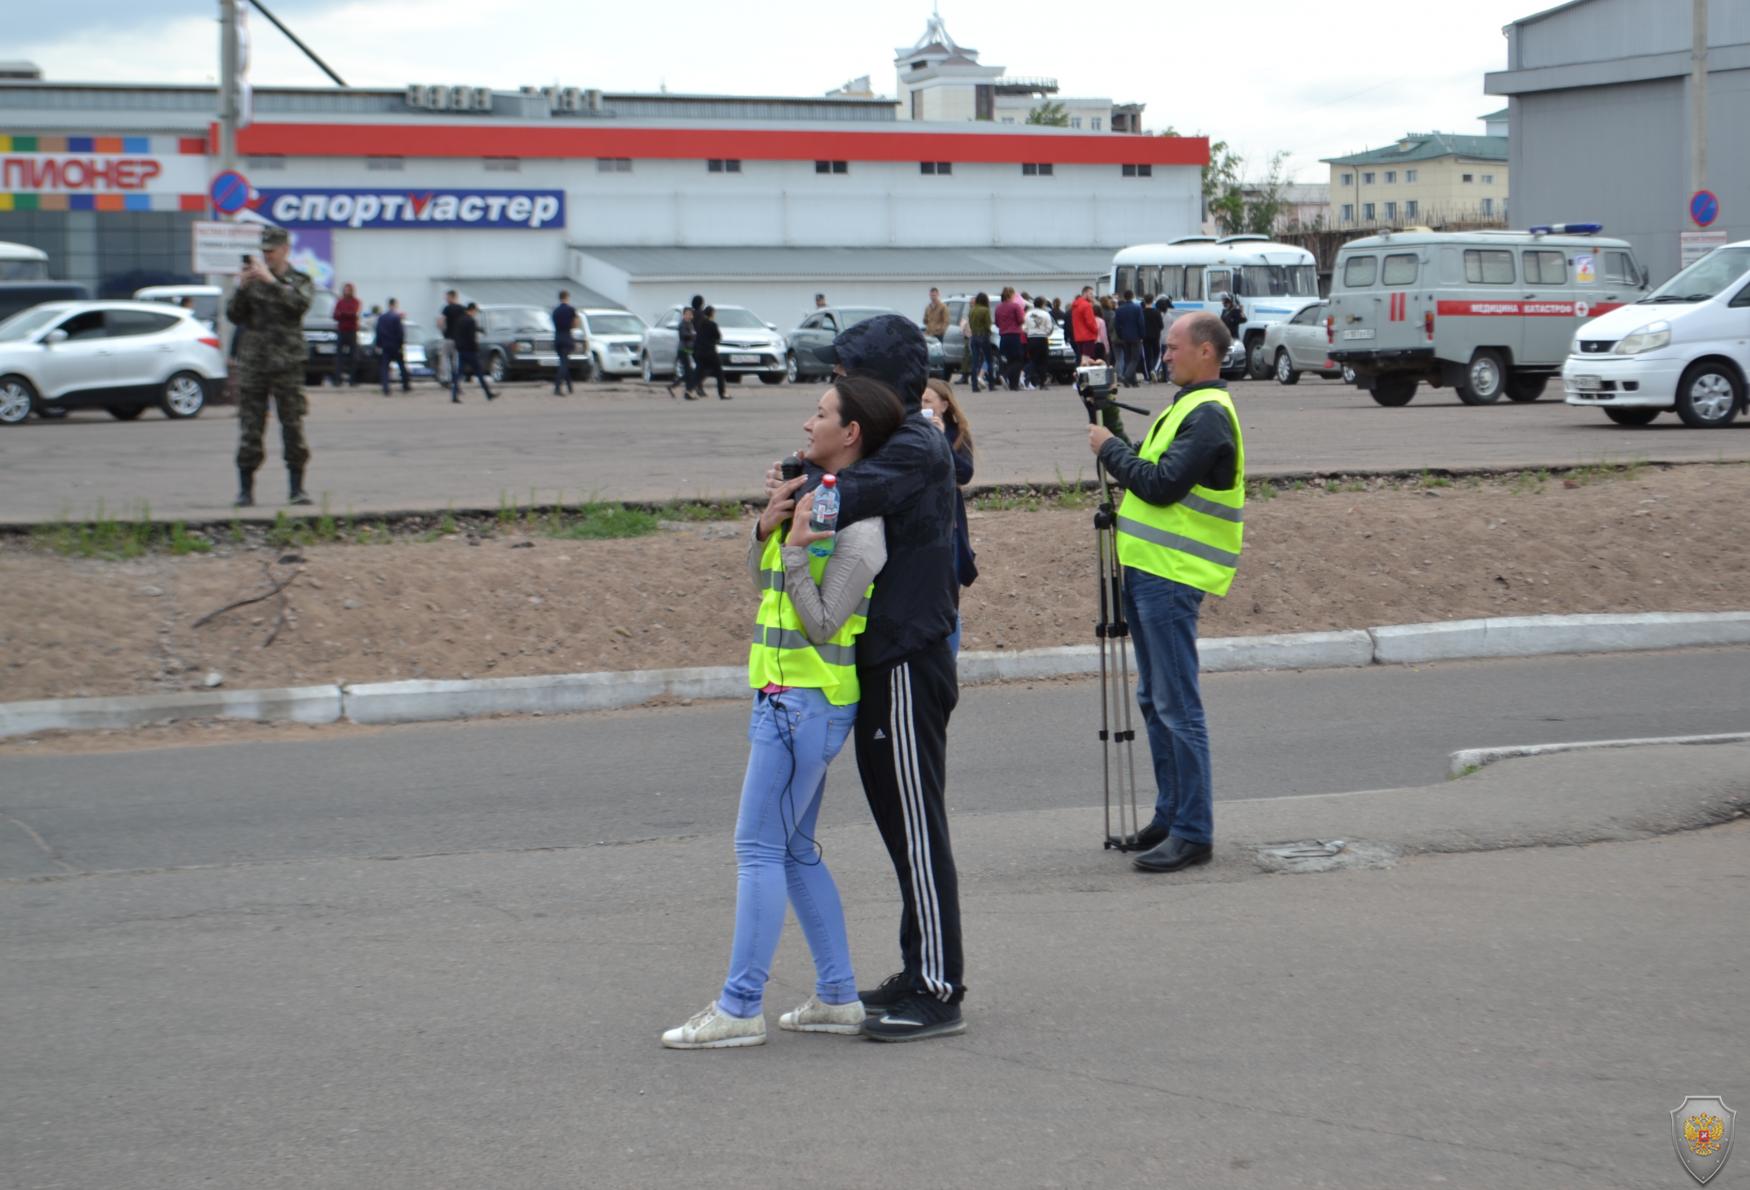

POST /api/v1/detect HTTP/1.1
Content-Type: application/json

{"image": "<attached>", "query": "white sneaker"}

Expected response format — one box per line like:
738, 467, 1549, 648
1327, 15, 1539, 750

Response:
778, 995, 867, 1034
660, 1001, 766, 1050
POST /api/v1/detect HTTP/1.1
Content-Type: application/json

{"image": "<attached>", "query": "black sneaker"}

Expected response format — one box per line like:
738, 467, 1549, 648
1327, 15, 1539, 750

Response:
862, 992, 964, 1043
857, 972, 912, 1014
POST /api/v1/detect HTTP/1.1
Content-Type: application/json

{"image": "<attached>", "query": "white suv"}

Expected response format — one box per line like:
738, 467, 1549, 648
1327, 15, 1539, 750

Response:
581, 308, 649, 380
0, 300, 226, 424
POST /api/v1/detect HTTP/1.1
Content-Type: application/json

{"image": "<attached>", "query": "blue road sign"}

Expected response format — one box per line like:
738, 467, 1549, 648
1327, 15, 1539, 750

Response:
1690, 189, 1719, 229
210, 169, 251, 215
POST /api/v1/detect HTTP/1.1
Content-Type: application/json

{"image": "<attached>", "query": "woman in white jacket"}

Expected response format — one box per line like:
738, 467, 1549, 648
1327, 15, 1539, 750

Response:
1022, 296, 1055, 390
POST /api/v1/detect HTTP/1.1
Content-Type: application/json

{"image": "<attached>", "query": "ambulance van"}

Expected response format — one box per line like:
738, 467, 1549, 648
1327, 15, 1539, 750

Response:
1327, 226, 1648, 407
1562, 239, 1750, 428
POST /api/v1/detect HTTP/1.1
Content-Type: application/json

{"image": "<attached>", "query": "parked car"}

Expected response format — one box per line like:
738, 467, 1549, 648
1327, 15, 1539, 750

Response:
580, 308, 648, 380
0, 300, 224, 424
1262, 301, 1355, 385
134, 284, 222, 331
642, 305, 787, 385
1563, 239, 1750, 428
785, 306, 948, 383
431, 306, 574, 385
938, 294, 1076, 383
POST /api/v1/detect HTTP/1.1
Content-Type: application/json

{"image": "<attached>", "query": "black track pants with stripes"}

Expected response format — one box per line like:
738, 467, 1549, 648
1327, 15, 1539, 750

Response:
854, 642, 965, 1003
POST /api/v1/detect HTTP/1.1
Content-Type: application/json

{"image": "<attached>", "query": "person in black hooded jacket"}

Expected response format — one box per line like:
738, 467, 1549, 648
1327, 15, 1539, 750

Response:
770, 313, 967, 1041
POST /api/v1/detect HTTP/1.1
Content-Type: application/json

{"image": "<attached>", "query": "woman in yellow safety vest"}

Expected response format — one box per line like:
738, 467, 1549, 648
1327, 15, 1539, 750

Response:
662, 375, 907, 1050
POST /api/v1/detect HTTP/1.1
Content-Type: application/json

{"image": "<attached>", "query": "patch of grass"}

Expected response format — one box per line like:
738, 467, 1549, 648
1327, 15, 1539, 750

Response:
1245, 479, 1277, 501
266, 510, 298, 549
1566, 459, 1648, 487
167, 522, 211, 555
1416, 469, 1453, 489
437, 507, 459, 536
545, 502, 664, 540
1052, 468, 1093, 510
971, 488, 1044, 512
665, 500, 744, 523
1508, 468, 1549, 495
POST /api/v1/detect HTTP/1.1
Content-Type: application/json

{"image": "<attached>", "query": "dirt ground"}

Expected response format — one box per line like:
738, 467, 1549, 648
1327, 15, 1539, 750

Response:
3, 464, 1747, 704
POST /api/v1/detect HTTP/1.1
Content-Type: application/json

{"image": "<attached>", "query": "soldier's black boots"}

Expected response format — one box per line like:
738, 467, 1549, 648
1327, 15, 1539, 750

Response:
288, 468, 313, 506
234, 469, 254, 508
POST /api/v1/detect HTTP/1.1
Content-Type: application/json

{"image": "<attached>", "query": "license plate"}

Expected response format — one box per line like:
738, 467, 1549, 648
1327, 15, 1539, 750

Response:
315, 344, 335, 354
730, 354, 759, 365
1340, 328, 1375, 341
1570, 375, 1601, 390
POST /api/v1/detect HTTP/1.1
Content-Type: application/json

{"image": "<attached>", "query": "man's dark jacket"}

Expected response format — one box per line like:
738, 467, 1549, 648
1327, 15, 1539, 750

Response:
818, 314, 958, 672
1114, 299, 1146, 342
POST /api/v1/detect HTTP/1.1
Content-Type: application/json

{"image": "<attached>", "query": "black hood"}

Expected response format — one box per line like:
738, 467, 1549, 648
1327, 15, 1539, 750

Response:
828, 313, 928, 411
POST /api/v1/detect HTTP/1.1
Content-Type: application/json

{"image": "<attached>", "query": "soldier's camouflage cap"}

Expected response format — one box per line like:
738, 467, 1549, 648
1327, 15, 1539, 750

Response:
260, 225, 290, 248
812, 313, 928, 409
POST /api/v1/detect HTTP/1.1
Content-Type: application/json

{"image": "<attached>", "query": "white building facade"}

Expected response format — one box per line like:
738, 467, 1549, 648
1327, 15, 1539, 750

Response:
1, 78, 1202, 331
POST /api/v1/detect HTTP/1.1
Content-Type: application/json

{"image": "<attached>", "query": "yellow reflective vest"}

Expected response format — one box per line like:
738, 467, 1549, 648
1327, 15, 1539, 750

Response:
747, 532, 871, 706
1114, 385, 1246, 597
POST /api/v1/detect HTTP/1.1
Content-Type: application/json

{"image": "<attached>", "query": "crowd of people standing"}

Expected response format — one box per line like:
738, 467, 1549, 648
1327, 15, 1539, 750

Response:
944, 286, 1191, 393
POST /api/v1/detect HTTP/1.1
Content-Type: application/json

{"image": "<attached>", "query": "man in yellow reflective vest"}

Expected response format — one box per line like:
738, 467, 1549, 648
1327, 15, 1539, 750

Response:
1088, 311, 1245, 873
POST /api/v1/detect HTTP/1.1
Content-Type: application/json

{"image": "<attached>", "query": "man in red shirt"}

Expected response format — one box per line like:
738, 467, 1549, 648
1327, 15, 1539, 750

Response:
1070, 285, 1101, 363
332, 282, 361, 386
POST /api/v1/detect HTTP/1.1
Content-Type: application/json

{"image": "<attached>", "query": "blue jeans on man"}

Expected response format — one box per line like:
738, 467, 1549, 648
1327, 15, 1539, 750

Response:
718, 688, 860, 1018
1122, 568, 1213, 845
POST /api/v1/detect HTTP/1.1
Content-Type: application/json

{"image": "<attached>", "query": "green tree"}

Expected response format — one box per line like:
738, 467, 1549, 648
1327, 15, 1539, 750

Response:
1026, 100, 1070, 127
1161, 129, 1288, 234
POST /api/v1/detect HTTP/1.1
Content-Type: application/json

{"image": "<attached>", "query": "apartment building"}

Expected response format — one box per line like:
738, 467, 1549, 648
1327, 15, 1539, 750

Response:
1323, 132, 1509, 229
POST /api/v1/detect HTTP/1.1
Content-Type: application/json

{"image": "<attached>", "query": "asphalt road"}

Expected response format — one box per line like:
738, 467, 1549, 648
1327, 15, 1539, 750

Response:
3, 657, 1747, 1189
3, 374, 1746, 526
3, 647, 1745, 879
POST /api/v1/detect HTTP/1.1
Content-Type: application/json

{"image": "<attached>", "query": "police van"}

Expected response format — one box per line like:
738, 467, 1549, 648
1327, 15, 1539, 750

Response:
1327, 225, 1648, 406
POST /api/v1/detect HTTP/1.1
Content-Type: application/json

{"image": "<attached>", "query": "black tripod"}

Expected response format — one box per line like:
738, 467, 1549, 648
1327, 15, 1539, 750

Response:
1080, 371, 1153, 852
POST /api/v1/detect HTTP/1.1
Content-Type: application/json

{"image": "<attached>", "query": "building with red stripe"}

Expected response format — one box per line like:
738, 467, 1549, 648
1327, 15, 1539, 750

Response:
1, 65, 1207, 331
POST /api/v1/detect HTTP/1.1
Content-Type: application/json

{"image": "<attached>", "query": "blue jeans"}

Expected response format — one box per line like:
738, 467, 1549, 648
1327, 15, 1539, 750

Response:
968, 336, 996, 389
1122, 568, 1213, 845
719, 689, 859, 1017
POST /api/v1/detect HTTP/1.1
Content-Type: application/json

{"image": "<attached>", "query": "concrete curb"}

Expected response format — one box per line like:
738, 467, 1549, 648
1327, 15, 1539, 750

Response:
1447, 731, 1750, 778
343, 666, 745, 725
3, 611, 1747, 737
1369, 611, 1750, 664
0, 685, 341, 738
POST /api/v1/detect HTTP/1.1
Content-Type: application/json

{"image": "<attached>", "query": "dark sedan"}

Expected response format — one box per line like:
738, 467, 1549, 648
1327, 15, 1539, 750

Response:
784, 306, 947, 384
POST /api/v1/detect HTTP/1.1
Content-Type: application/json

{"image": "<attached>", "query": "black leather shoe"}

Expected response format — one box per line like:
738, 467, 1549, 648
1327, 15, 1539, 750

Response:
1133, 837, 1213, 873
1121, 822, 1169, 852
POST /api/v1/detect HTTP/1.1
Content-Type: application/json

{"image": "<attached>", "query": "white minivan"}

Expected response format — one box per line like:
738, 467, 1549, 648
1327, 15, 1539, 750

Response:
1562, 240, 1750, 428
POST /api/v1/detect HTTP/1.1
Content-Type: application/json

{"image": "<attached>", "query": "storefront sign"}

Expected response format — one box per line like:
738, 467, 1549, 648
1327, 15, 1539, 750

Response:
256, 188, 564, 230
0, 134, 209, 212
1, 152, 206, 194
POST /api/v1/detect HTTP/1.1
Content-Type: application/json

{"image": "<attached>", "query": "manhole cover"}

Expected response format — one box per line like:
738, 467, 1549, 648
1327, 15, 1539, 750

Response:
1254, 838, 1398, 874
1262, 839, 1347, 860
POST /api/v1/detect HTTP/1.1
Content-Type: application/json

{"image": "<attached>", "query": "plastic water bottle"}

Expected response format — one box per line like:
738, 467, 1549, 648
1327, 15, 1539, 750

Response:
809, 474, 840, 533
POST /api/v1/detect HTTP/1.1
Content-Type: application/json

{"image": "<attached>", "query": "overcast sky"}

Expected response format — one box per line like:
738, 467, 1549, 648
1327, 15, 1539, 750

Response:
13, 0, 1543, 182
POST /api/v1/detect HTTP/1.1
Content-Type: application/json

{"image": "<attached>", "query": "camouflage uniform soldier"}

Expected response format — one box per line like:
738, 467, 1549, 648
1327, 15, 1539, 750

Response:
228, 225, 315, 507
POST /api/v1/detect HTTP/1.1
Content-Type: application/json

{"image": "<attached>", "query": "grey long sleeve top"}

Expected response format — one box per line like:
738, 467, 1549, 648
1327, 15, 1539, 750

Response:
747, 518, 887, 644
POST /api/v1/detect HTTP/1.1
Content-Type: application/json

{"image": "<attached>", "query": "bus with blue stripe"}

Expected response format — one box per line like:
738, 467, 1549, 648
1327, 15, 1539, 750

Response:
1107, 236, 1320, 378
